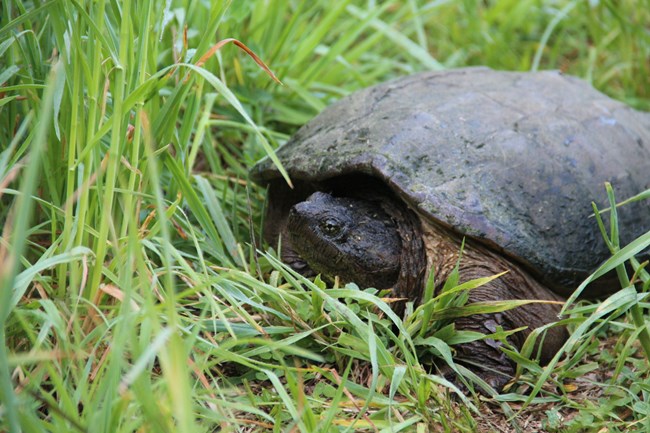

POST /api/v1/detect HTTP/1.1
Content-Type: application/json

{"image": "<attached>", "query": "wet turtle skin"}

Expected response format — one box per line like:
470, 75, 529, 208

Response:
252, 67, 650, 296
251, 68, 650, 389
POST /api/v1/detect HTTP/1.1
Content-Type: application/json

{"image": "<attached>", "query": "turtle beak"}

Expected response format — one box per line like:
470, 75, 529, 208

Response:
289, 192, 335, 222
304, 191, 336, 205
288, 200, 316, 232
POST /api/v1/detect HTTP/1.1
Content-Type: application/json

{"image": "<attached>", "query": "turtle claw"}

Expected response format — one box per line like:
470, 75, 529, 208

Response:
437, 362, 513, 396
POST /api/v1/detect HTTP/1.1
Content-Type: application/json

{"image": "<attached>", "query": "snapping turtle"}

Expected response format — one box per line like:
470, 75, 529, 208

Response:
251, 68, 650, 389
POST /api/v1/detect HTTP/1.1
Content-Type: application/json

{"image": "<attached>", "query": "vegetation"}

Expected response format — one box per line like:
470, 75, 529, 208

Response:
1, 0, 649, 432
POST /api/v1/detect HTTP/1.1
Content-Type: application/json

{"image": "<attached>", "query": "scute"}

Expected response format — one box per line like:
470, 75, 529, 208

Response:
252, 67, 650, 294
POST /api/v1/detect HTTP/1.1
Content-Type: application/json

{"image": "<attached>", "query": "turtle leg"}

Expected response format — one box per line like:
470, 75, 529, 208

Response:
443, 259, 568, 391
448, 313, 520, 391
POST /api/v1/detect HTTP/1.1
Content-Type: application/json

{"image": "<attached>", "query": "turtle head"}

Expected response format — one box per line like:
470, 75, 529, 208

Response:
285, 191, 401, 289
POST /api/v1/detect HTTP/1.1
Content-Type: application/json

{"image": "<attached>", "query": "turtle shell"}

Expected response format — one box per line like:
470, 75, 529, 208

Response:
251, 67, 650, 295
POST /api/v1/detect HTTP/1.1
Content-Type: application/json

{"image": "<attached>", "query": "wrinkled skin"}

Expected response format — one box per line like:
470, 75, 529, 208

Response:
441, 245, 569, 390
284, 190, 568, 391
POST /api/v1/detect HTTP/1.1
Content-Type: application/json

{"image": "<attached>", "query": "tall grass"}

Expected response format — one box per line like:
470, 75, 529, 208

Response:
1, 1, 649, 432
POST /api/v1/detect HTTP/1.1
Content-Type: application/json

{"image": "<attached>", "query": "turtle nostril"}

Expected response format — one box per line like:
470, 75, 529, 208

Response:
288, 206, 301, 222
290, 201, 308, 215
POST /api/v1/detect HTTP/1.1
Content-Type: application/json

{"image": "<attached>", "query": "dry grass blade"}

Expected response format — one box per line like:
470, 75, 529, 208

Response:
196, 38, 282, 84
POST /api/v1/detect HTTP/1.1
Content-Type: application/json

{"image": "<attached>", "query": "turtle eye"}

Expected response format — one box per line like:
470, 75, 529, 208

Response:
320, 218, 342, 237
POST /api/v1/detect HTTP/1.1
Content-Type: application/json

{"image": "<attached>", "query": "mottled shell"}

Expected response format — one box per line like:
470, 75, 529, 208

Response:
252, 68, 650, 294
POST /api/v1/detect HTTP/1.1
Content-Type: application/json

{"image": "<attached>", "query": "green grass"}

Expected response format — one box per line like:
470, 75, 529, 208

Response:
1, 0, 649, 432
